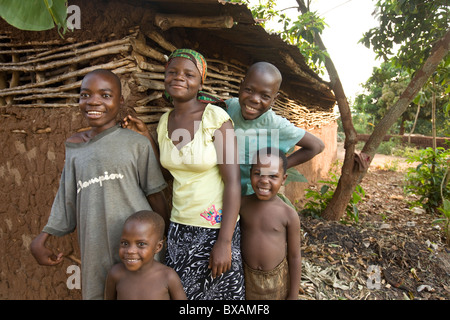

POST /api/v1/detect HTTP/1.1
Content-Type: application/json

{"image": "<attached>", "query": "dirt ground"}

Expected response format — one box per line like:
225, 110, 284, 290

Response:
297, 143, 450, 300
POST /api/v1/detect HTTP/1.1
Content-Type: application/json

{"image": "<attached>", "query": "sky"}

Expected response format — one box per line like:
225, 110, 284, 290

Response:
249, 0, 382, 100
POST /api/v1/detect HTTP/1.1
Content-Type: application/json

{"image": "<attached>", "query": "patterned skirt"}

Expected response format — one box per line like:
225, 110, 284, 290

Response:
165, 222, 245, 300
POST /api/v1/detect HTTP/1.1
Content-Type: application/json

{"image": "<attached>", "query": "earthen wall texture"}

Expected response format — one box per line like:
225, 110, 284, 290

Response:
285, 122, 338, 206
1, 107, 83, 299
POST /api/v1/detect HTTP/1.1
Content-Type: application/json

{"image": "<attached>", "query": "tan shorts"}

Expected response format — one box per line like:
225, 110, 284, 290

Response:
243, 257, 289, 300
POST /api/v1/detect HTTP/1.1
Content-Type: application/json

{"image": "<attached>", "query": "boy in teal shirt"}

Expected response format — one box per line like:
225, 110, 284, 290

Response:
225, 62, 325, 195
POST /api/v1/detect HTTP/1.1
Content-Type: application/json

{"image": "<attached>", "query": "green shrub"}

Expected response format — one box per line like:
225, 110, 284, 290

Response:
434, 199, 450, 246
392, 145, 421, 158
404, 147, 450, 213
300, 169, 365, 224
377, 137, 403, 155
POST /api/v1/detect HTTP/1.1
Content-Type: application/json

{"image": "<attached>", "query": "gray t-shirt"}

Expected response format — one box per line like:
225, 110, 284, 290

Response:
43, 125, 167, 299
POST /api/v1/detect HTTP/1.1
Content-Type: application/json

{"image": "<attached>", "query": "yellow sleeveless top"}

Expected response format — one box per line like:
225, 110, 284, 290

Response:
157, 104, 232, 229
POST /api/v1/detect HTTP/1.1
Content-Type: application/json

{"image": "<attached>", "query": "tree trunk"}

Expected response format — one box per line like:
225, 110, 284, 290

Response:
297, 0, 450, 221
399, 113, 407, 135
296, 0, 358, 220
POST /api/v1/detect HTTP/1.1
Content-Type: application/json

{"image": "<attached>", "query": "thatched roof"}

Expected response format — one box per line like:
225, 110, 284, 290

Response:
0, 0, 336, 128
145, 0, 336, 109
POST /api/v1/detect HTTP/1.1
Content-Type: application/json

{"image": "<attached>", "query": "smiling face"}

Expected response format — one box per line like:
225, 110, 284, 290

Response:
119, 220, 163, 272
164, 57, 203, 103
238, 63, 281, 120
79, 70, 123, 132
250, 152, 287, 201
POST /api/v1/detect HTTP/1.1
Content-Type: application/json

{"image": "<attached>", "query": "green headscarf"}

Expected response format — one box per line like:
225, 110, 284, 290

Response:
163, 48, 225, 107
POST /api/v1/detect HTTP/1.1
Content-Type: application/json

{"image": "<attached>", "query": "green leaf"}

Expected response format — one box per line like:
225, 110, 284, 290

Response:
47, 0, 69, 35
352, 192, 361, 203
444, 199, 450, 211
0, 0, 67, 32
285, 167, 308, 185
320, 185, 330, 196
352, 206, 359, 223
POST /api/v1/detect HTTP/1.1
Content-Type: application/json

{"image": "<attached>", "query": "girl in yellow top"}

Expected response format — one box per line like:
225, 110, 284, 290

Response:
157, 49, 244, 299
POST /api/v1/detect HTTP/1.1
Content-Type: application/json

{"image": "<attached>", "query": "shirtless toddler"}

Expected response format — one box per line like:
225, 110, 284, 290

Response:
240, 147, 301, 300
104, 210, 186, 300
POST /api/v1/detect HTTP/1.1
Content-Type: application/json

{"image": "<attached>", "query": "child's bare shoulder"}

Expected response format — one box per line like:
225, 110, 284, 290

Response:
154, 261, 177, 275
275, 197, 299, 220
107, 262, 128, 280
154, 261, 181, 283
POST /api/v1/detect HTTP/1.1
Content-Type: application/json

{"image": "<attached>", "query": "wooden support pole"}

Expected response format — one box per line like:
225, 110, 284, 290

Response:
0, 44, 131, 72
145, 30, 177, 52
6, 53, 19, 104
35, 72, 45, 104
134, 105, 172, 114
131, 34, 166, 63
155, 14, 234, 31
0, 59, 132, 96
0, 71, 6, 106
1, 62, 135, 99
65, 64, 78, 104
138, 61, 166, 72
135, 91, 163, 106
13, 92, 79, 101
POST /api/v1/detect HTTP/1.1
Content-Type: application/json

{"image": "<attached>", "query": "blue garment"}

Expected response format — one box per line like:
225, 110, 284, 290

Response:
226, 98, 305, 195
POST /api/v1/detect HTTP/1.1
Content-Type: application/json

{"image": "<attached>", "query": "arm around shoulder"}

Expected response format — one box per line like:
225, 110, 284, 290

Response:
287, 131, 325, 169
147, 191, 170, 236
299, 131, 325, 154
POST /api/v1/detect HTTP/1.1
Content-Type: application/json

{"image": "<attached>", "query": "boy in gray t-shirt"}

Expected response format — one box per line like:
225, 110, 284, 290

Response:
30, 69, 169, 300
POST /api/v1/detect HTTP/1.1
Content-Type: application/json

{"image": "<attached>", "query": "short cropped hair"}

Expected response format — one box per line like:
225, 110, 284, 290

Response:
84, 69, 122, 95
247, 62, 282, 91
125, 210, 165, 240
252, 147, 288, 174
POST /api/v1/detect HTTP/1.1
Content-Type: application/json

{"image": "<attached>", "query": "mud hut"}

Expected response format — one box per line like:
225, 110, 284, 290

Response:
0, 0, 337, 299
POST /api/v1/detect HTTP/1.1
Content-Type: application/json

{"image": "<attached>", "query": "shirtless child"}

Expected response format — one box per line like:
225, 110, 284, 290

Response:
104, 210, 186, 300
240, 147, 301, 300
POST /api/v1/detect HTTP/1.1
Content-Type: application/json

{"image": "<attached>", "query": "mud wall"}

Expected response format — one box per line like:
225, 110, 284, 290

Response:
285, 121, 338, 208
0, 106, 83, 299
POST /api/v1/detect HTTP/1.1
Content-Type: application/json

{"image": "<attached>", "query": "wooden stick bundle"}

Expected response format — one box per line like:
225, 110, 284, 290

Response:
0, 27, 335, 128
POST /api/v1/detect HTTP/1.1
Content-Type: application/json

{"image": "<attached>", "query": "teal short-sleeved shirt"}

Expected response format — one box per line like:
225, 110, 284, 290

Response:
226, 98, 306, 195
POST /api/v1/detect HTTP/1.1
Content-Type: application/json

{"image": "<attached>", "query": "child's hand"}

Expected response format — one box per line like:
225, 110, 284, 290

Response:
30, 233, 64, 266
208, 239, 231, 278
122, 115, 150, 138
